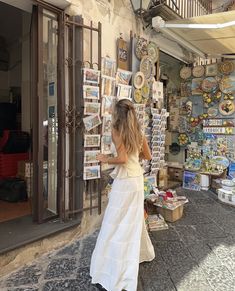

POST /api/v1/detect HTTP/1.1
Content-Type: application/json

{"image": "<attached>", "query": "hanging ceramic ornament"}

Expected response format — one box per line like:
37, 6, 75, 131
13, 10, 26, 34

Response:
141, 81, 150, 99
140, 56, 154, 80
192, 65, 205, 78
219, 61, 234, 75
133, 88, 142, 103
147, 42, 159, 63
133, 71, 145, 89
135, 37, 148, 60
180, 67, 191, 79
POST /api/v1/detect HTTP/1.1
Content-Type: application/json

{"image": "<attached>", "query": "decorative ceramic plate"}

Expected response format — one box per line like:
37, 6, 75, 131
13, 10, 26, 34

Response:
133, 89, 142, 103
201, 77, 218, 92
178, 133, 189, 146
147, 42, 159, 63
192, 65, 205, 78
133, 71, 145, 89
211, 156, 230, 169
219, 100, 235, 115
219, 75, 235, 94
207, 107, 218, 118
141, 81, 150, 99
135, 37, 148, 60
180, 67, 192, 79
140, 56, 154, 80
219, 61, 234, 75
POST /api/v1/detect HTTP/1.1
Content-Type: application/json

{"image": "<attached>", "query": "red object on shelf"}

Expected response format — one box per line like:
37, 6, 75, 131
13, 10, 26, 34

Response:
0, 153, 29, 178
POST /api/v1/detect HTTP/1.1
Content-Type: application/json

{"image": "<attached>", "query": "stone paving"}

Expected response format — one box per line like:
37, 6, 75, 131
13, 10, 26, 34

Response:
1, 188, 235, 291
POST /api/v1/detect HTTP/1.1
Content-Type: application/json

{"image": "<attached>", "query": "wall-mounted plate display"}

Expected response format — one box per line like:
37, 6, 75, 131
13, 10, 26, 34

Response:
141, 81, 150, 99
219, 100, 235, 116
192, 65, 205, 78
133, 71, 145, 89
180, 67, 191, 79
219, 61, 234, 75
201, 77, 218, 93
219, 75, 235, 94
147, 42, 159, 63
207, 107, 218, 118
133, 88, 142, 103
140, 56, 154, 80
211, 156, 230, 169
135, 37, 148, 60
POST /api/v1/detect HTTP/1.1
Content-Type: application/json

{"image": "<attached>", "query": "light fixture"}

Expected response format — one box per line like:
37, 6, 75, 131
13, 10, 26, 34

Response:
130, 0, 151, 16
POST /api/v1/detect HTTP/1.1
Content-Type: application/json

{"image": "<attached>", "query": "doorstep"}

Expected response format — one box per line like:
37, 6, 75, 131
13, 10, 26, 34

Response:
0, 215, 81, 255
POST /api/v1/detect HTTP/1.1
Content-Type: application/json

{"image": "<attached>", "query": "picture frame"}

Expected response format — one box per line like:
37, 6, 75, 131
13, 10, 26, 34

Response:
83, 114, 102, 131
191, 78, 203, 95
205, 63, 218, 77
83, 85, 100, 100
102, 57, 116, 78
83, 68, 100, 84
183, 171, 201, 191
102, 115, 112, 135
84, 134, 101, 147
83, 165, 100, 180
116, 68, 132, 85
101, 76, 116, 96
84, 150, 100, 164
102, 96, 116, 116
117, 84, 132, 100
84, 102, 101, 116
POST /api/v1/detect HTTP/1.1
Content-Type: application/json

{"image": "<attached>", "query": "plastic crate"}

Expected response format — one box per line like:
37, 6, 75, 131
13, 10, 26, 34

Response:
0, 153, 29, 178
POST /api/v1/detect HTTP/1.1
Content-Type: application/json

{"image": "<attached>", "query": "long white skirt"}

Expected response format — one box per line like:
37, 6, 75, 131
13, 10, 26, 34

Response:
90, 175, 155, 291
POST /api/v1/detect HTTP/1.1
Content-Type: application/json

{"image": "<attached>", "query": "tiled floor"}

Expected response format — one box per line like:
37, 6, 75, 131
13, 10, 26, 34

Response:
0, 188, 235, 291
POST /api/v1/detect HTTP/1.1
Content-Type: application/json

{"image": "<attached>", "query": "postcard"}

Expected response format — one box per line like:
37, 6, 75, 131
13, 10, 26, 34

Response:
83, 68, 100, 84
144, 175, 157, 187
116, 68, 132, 85
117, 84, 132, 100
83, 165, 100, 180
102, 115, 112, 135
101, 134, 112, 154
84, 134, 101, 147
84, 150, 100, 164
102, 57, 116, 78
101, 96, 116, 116
84, 102, 100, 115
101, 76, 116, 96
83, 114, 102, 131
83, 85, 100, 99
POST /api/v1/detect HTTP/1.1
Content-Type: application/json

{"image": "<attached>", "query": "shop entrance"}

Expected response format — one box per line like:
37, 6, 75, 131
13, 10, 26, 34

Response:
0, 1, 32, 223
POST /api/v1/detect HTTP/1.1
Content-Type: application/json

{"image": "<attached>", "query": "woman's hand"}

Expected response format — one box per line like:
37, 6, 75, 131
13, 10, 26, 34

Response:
96, 154, 109, 163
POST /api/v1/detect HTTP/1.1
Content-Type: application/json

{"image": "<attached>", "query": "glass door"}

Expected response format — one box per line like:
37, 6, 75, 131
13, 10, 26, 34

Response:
31, 4, 64, 223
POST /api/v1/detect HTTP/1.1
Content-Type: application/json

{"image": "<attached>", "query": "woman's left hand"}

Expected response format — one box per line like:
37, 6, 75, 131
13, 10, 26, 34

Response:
96, 154, 109, 163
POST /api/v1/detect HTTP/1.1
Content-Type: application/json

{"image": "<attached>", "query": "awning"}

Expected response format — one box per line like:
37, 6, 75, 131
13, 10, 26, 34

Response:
152, 11, 235, 59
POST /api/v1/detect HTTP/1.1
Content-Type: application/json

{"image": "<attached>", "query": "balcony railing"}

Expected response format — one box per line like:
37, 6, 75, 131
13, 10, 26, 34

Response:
151, 0, 213, 19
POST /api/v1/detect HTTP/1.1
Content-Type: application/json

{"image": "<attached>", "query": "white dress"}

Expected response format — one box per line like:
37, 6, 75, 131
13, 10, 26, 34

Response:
90, 152, 155, 291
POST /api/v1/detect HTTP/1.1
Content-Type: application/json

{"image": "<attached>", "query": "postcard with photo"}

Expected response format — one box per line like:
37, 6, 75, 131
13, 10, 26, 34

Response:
84, 150, 100, 164
116, 69, 132, 85
101, 76, 116, 96
84, 102, 100, 116
83, 85, 100, 100
117, 84, 132, 100
102, 57, 116, 78
83, 114, 102, 132
101, 134, 112, 154
102, 115, 112, 135
84, 134, 101, 147
101, 96, 116, 116
83, 165, 101, 180
83, 68, 100, 84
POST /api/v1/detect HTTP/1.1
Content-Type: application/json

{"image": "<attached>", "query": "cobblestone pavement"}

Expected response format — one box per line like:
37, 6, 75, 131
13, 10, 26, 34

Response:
1, 188, 235, 291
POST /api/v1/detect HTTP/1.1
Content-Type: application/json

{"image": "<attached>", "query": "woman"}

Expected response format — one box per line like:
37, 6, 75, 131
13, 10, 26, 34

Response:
90, 99, 155, 291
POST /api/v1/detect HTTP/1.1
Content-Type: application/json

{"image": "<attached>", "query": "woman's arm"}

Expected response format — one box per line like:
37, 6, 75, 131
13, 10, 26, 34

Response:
139, 136, 152, 161
96, 129, 128, 164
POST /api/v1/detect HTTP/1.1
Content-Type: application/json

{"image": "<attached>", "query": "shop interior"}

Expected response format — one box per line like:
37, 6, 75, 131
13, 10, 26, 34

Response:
0, 1, 32, 223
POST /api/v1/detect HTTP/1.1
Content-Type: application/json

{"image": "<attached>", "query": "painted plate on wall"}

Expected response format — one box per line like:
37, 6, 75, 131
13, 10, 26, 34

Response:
133, 89, 142, 103
219, 61, 234, 75
180, 67, 191, 79
219, 100, 235, 116
211, 156, 229, 169
141, 81, 150, 99
219, 75, 235, 94
201, 77, 218, 92
207, 107, 218, 118
147, 42, 159, 63
133, 71, 145, 89
140, 56, 154, 80
192, 65, 205, 78
135, 37, 148, 60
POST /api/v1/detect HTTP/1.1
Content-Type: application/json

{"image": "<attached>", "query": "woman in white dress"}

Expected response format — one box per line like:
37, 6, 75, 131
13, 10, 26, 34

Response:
90, 99, 155, 291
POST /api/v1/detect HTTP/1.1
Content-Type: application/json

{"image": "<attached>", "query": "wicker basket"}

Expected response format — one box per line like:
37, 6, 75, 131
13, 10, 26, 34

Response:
156, 205, 184, 222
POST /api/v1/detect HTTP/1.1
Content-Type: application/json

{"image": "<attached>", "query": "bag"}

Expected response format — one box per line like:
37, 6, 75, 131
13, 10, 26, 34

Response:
0, 178, 27, 202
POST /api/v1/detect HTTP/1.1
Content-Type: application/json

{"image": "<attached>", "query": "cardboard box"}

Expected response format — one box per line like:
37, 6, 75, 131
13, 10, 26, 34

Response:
157, 205, 184, 222
17, 160, 33, 178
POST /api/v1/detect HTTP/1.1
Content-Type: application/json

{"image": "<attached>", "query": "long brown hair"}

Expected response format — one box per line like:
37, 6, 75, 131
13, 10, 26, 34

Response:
112, 99, 142, 154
